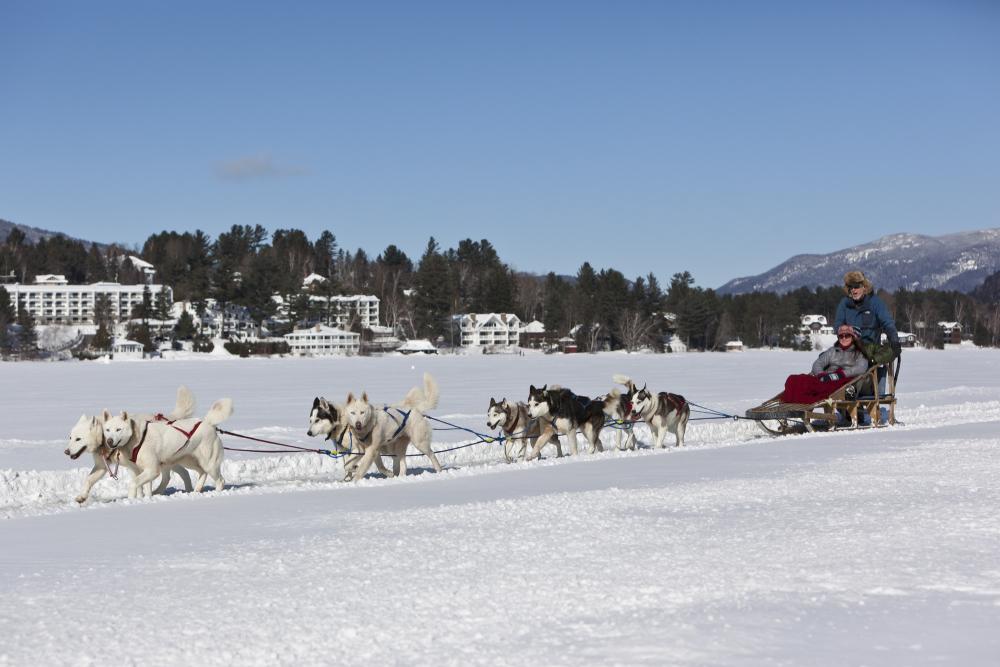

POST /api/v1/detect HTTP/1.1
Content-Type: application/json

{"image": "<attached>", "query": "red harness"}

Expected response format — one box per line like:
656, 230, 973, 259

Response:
129, 415, 203, 462
154, 413, 203, 440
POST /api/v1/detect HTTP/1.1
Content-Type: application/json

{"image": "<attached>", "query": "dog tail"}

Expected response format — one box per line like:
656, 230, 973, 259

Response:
203, 398, 234, 426
403, 373, 439, 413
612, 374, 634, 390
166, 385, 196, 421
602, 388, 622, 417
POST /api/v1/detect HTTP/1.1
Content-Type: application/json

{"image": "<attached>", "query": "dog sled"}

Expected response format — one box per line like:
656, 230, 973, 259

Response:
745, 357, 900, 436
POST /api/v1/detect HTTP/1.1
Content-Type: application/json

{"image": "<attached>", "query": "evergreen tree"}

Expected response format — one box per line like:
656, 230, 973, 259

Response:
413, 238, 453, 340
16, 306, 38, 357
84, 244, 107, 282
542, 272, 572, 337
0, 285, 14, 356
174, 309, 197, 340
92, 321, 112, 351
127, 323, 154, 353
154, 287, 171, 322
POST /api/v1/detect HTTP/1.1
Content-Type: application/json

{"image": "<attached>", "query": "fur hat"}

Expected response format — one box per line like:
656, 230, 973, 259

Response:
843, 270, 873, 296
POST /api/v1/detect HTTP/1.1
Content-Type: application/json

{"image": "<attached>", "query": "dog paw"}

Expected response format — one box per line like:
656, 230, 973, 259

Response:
75, 495, 86, 504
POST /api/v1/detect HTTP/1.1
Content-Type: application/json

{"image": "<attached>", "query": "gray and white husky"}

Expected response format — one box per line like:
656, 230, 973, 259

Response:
486, 397, 540, 463
599, 376, 639, 451
616, 374, 690, 448
64, 386, 196, 503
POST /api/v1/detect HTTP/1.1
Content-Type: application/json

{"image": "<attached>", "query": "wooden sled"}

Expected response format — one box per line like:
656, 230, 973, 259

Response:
745, 358, 899, 436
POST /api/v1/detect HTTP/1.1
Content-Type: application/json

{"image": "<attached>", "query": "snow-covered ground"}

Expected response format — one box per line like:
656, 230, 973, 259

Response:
2, 348, 999, 665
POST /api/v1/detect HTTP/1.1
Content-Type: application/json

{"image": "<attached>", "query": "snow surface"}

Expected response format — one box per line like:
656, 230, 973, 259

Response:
2, 349, 1000, 665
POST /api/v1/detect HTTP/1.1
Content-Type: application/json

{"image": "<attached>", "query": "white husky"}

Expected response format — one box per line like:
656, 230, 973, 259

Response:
103, 398, 232, 498
64, 386, 196, 503
342, 373, 443, 481
306, 396, 392, 477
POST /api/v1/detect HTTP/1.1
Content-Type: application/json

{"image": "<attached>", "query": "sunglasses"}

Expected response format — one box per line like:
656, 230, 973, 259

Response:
838, 334, 854, 339
846, 283, 864, 289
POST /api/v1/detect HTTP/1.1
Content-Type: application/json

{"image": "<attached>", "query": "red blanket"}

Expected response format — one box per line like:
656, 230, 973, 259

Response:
782, 372, 855, 405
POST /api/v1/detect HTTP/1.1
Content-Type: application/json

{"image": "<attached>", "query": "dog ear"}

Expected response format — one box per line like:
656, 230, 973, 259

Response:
361, 392, 368, 403
501, 398, 509, 407
541, 384, 547, 392
319, 397, 331, 411
346, 392, 354, 404
313, 396, 321, 408
102, 409, 111, 422
91, 415, 100, 427
120, 411, 128, 420
489, 397, 497, 407
529, 385, 536, 393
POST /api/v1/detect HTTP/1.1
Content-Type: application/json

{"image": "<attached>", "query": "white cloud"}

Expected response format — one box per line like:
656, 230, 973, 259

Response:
215, 154, 306, 181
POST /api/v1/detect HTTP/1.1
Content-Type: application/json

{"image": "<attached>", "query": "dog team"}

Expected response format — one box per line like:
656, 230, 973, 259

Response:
65, 372, 688, 502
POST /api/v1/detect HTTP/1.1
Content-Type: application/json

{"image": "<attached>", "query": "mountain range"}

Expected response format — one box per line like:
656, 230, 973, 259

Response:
4, 218, 999, 295
0, 218, 107, 247
717, 228, 1000, 295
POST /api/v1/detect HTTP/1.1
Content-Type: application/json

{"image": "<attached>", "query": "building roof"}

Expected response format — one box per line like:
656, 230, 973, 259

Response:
522, 320, 546, 333
286, 323, 358, 336
397, 339, 437, 351
34, 274, 68, 284
302, 273, 328, 286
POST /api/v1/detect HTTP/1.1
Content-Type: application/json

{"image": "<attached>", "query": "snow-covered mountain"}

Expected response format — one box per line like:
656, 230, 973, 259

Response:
718, 228, 1000, 295
0, 218, 108, 248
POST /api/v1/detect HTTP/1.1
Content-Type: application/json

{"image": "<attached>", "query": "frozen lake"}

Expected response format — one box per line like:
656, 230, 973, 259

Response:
2, 348, 999, 665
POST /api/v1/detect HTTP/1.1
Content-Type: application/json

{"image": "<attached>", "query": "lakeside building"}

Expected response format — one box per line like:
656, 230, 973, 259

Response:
306, 294, 380, 329
284, 323, 360, 356
454, 313, 522, 348
5, 275, 172, 325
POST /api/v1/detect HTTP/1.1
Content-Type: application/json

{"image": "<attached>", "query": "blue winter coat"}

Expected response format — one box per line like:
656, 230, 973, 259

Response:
834, 293, 899, 345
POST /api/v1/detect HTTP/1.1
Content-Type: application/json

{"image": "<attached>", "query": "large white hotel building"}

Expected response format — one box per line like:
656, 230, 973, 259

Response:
3, 275, 171, 325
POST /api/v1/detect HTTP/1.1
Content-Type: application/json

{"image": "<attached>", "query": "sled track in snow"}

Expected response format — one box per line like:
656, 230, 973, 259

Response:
3, 399, 1000, 520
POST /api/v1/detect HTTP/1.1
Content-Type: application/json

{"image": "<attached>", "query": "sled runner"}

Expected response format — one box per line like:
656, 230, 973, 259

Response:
745, 357, 900, 436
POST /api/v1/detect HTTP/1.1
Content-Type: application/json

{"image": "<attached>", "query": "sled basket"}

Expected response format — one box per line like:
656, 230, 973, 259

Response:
745, 357, 899, 436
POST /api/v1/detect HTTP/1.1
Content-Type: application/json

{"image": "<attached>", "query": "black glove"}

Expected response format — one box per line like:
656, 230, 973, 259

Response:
890, 340, 901, 357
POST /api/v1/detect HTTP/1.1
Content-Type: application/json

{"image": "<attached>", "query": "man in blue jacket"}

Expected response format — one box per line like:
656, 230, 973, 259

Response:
834, 270, 900, 354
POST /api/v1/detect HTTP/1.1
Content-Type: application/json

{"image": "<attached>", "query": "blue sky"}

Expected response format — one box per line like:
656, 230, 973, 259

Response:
2, 1, 998, 288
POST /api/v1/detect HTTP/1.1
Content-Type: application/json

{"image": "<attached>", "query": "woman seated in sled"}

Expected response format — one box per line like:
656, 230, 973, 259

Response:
782, 325, 868, 405
810, 325, 869, 382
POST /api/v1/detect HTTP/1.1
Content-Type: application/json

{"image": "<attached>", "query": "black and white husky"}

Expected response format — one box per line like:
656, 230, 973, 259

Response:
617, 375, 690, 448
525, 384, 615, 460
486, 397, 540, 463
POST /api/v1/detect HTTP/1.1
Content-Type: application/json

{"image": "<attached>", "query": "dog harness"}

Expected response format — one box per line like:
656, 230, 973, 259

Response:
127, 415, 204, 463
129, 420, 151, 463
382, 406, 411, 440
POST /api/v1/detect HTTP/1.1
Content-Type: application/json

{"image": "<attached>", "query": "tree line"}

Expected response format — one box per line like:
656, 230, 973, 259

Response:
3, 224, 1000, 355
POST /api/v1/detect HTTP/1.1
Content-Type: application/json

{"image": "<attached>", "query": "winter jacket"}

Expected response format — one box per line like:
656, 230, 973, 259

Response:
834, 293, 899, 345
811, 344, 869, 377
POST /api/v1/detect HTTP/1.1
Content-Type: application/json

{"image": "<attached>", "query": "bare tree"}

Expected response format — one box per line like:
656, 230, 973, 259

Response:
515, 273, 543, 322
616, 310, 655, 353
953, 298, 967, 330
